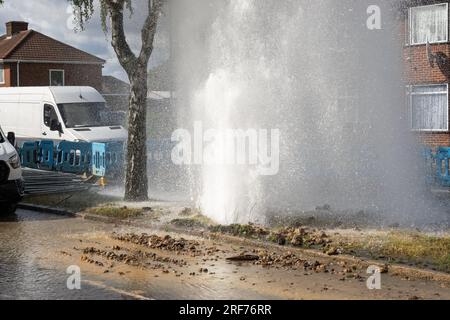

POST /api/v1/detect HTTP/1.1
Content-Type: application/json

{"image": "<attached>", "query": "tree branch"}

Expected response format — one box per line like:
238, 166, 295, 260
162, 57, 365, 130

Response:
105, 0, 137, 74
138, 0, 164, 65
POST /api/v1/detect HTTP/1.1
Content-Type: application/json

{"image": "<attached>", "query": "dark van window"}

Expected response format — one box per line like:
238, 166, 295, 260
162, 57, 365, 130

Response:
44, 104, 58, 127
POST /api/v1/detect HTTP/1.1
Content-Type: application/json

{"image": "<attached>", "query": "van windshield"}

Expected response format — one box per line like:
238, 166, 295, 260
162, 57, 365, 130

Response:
57, 102, 118, 128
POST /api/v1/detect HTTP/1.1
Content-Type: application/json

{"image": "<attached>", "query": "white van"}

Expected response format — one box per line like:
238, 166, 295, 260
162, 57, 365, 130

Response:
0, 127, 24, 214
0, 86, 127, 146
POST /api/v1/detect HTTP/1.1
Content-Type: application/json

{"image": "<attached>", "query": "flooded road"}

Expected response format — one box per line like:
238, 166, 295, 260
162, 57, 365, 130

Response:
1, 209, 449, 300
0, 210, 273, 300
0, 210, 124, 299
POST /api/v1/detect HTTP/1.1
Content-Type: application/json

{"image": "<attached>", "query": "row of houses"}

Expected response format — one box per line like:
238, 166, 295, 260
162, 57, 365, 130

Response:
0, 21, 170, 104
1, 1, 450, 148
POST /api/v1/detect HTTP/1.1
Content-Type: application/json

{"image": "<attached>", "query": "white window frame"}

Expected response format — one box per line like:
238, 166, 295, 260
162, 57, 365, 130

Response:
407, 83, 449, 132
0, 64, 4, 85
49, 69, 65, 86
408, 3, 449, 45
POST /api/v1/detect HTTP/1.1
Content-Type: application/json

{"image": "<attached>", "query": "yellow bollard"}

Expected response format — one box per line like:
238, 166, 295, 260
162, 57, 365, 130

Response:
99, 177, 107, 187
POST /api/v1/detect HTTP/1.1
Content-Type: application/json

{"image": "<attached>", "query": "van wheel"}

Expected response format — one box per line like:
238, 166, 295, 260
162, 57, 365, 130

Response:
0, 202, 18, 215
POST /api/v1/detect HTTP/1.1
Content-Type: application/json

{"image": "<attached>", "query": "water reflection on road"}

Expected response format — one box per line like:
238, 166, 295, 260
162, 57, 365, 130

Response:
0, 209, 271, 300
0, 210, 121, 300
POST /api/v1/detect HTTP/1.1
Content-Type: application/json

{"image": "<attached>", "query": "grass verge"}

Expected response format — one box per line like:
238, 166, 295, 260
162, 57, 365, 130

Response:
339, 231, 450, 273
84, 206, 144, 219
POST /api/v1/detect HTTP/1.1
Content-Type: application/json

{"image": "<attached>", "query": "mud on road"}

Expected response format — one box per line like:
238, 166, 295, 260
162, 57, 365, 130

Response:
1, 209, 449, 300
70, 229, 450, 300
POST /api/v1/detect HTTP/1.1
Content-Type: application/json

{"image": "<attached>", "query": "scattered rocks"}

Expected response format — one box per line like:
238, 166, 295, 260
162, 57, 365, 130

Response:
325, 246, 341, 256
80, 245, 188, 270
269, 227, 333, 250
209, 223, 270, 238
380, 264, 389, 274
251, 249, 333, 274
209, 223, 338, 254
80, 255, 104, 267
277, 235, 287, 246
290, 235, 303, 246
112, 233, 200, 254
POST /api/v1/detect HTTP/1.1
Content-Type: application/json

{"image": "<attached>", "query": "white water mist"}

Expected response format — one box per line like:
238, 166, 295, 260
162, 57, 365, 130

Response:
171, 0, 447, 226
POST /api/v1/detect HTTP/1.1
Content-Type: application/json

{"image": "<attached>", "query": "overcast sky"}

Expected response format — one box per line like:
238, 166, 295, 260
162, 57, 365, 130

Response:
0, 0, 170, 83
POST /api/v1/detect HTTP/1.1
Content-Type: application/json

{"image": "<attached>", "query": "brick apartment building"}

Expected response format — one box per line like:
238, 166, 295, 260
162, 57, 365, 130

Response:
0, 21, 105, 91
402, 0, 450, 147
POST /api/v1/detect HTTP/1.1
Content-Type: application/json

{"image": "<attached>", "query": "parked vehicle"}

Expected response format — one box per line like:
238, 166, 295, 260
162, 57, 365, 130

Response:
0, 127, 24, 214
0, 87, 127, 146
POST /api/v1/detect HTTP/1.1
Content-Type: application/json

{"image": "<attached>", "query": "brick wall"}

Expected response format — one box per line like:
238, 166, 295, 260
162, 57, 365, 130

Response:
417, 132, 450, 147
401, 19, 450, 147
0, 62, 103, 91
404, 44, 450, 83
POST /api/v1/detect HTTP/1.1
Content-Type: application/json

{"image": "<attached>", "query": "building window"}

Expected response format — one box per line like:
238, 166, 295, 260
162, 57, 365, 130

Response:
409, 3, 448, 45
0, 64, 4, 84
408, 84, 449, 132
49, 69, 64, 86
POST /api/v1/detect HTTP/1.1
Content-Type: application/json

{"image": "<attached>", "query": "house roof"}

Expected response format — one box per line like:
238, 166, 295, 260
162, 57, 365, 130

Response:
102, 75, 130, 95
0, 29, 105, 64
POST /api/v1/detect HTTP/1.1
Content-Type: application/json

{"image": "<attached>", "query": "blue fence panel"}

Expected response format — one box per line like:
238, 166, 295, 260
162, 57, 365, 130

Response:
436, 147, 450, 187
92, 143, 106, 177
422, 147, 436, 185
20, 142, 40, 169
38, 140, 55, 171
18, 140, 146, 179
56, 141, 92, 174
105, 142, 124, 174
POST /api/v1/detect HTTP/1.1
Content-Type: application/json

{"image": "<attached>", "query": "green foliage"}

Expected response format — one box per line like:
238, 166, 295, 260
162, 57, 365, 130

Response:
69, 0, 133, 32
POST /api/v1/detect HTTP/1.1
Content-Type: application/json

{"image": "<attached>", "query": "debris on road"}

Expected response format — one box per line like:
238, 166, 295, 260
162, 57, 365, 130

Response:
112, 233, 201, 254
210, 223, 340, 254
226, 254, 260, 262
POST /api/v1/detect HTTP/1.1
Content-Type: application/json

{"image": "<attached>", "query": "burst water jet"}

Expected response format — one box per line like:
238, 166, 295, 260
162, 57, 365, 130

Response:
169, 0, 448, 226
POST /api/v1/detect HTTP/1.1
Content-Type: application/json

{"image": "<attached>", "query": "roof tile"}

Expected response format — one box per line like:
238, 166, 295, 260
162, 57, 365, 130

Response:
0, 30, 105, 64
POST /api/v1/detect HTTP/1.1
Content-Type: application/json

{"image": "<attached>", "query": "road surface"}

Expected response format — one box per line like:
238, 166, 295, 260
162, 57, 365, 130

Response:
0, 209, 449, 300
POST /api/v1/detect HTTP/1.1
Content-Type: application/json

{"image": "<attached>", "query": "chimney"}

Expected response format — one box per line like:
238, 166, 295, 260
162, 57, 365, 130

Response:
6, 21, 28, 37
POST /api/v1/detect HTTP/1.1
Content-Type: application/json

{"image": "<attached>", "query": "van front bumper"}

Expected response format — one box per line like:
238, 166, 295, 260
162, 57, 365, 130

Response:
0, 179, 25, 202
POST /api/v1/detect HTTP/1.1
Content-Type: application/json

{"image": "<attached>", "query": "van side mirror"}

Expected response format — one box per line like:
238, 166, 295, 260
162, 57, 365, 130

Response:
50, 119, 62, 133
7, 132, 16, 146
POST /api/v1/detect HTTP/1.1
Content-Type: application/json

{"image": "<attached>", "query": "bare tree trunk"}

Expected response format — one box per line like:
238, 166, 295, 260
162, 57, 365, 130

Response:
125, 68, 149, 201
102, 0, 163, 201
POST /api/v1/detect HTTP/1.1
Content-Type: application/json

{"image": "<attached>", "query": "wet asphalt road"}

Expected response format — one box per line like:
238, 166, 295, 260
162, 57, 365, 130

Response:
0, 209, 125, 300
0, 209, 272, 300
2, 209, 449, 301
